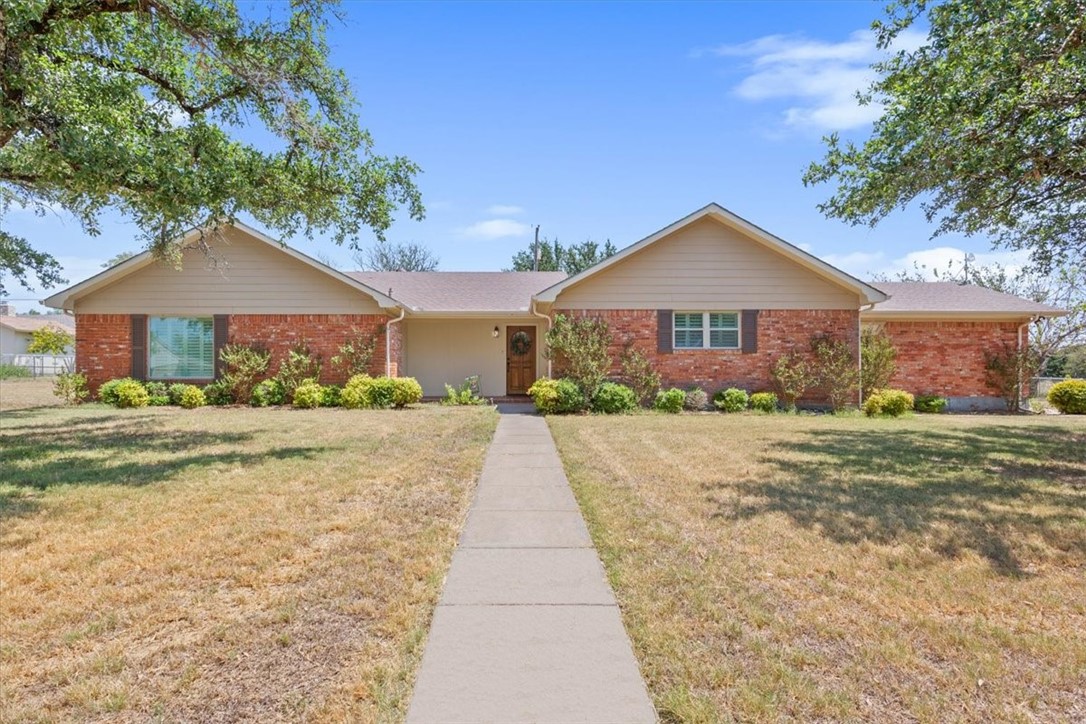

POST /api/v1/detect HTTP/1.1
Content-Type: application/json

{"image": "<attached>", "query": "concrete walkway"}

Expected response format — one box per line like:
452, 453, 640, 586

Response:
406, 408, 656, 723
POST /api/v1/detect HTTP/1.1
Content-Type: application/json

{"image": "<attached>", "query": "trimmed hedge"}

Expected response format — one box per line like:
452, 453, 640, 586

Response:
1047, 379, 1086, 414
654, 388, 686, 414
342, 375, 424, 409
591, 382, 638, 414
863, 388, 914, 417
713, 387, 748, 413
528, 378, 586, 415
749, 391, 778, 413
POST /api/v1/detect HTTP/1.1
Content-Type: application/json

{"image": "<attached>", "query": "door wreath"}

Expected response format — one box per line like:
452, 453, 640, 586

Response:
510, 331, 533, 356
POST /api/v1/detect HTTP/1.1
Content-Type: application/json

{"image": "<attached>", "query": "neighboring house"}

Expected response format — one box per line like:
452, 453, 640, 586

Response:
0, 312, 76, 355
43, 204, 1064, 409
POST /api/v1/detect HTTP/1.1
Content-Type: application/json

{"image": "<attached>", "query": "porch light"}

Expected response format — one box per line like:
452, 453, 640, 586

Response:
492, 326, 500, 338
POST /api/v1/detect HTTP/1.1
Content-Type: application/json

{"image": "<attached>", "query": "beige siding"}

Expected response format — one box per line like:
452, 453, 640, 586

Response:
75, 227, 382, 315
403, 318, 545, 397
553, 217, 860, 310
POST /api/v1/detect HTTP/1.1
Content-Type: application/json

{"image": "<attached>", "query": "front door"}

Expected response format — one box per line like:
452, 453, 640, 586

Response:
506, 326, 536, 395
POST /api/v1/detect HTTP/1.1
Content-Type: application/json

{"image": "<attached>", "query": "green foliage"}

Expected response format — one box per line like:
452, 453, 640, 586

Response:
804, 0, 1086, 274
0, 0, 422, 295
863, 389, 915, 418
0, 363, 31, 379
528, 378, 586, 415
591, 382, 638, 414
811, 335, 860, 412
219, 344, 271, 405
144, 381, 170, 405
390, 378, 423, 408
167, 383, 190, 405
771, 352, 813, 411
984, 343, 1040, 411
320, 384, 341, 408
178, 384, 206, 409
98, 377, 136, 405
26, 325, 73, 354
202, 380, 234, 406
274, 344, 322, 403
292, 382, 324, 409
860, 327, 898, 398
442, 378, 486, 406
619, 347, 660, 406
112, 380, 150, 408
1045, 344, 1086, 379
508, 238, 618, 274
1047, 379, 1086, 414
914, 395, 948, 414
545, 314, 613, 401
713, 388, 749, 413
654, 388, 686, 414
250, 379, 285, 407
330, 328, 379, 378
340, 375, 421, 409
683, 387, 708, 411
749, 391, 778, 413
52, 372, 88, 405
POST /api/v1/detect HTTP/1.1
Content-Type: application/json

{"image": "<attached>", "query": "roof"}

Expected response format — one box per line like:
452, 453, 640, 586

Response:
348, 271, 567, 314
533, 203, 889, 306
865, 282, 1066, 319
0, 314, 75, 333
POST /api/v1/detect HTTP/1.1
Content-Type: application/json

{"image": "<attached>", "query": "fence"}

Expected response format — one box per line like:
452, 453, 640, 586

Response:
1, 353, 74, 376
1030, 377, 1065, 398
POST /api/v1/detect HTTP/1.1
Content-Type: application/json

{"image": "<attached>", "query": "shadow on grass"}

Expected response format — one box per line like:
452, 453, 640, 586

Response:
0, 410, 332, 521
712, 425, 1086, 576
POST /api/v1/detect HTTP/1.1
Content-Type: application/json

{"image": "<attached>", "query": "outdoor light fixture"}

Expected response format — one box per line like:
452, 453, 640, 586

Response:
492, 326, 500, 338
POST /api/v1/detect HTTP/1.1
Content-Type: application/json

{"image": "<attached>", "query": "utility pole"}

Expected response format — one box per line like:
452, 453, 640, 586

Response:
532, 224, 541, 271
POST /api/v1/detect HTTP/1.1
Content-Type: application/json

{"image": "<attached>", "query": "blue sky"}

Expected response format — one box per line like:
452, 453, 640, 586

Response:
5, 1, 1025, 310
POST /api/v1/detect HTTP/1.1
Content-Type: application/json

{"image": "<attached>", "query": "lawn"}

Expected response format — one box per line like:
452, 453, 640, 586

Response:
0, 390, 497, 722
548, 413, 1086, 723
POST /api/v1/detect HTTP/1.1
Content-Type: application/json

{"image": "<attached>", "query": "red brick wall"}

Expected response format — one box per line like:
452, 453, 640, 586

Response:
76, 314, 131, 392
880, 320, 1020, 397
554, 308, 859, 397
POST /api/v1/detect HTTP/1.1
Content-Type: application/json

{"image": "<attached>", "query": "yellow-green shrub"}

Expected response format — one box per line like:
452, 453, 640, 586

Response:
342, 375, 423, 409
113, 379, 150, 408
178, 385, 206, 409
292, 382, 324, 409
863, 388, 914, 417
1047, 379, 1086, 414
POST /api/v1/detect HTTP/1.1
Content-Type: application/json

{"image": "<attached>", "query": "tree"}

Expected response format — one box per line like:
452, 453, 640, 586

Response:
0, 0, 423, 295
544, 314, 613, 401
508, 238, 618, 274
27, 324, 73, 354
804, 0, 1086, 274
101, 251, 137, 269
352, 241, 438, 271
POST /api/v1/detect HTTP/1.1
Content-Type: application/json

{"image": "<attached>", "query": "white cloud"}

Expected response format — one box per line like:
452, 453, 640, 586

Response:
705, 29, 927, 132
486, 204, 523, 216
821, 245, 1028, 280
458, 219, 531, 240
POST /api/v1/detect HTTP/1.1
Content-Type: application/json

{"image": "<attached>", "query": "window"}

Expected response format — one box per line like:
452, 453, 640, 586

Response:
148, 317, 214, 379
674, 312, 739, 350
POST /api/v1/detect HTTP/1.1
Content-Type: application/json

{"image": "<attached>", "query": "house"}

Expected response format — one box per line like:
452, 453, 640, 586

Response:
0, 308, 76, 355
43, 203, 1064, 409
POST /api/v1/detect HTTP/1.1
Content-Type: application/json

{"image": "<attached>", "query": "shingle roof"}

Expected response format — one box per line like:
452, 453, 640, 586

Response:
0, 314, 75, 333
868, 282, 1065, 316
346, 271, 568, 313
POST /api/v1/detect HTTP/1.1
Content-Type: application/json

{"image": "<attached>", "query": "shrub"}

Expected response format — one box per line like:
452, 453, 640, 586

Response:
546, 314, 613, 401
860, 327, 897, 398
98, 377, 136, 405
619, 346, 660, 406
144, 381, 170, 406
1047, 379, 1086, 414
391, 377, 423, 408
771, 352, 812, 410
341, 375, 420, 409
53, 372, 89, 405
713, 387, 749, 413
528, 378, 585, 414
683, 387, 708, 411
341, 375, 372, 409
654, 388, 685, 414
863, 388, 914, 417
275, 344, 322, 402
914, 394, 948, 413
202, 380, 234, 405
292, 382, 324, 409
591, 382, 638, 414
167, 383, 190, 405
250, 379, 286, 407
219, 344, 271, 405
811, 335, 860, 412
442, 377, 486, 406
178, 384, 206, 409
320, 384, 342, 407
330, 328, 378, 377
985, 343, 1041, 411
113, 379, 150, 408
0, 363, 31, 379
749, 391, 778, 413
27, 325, 73, 354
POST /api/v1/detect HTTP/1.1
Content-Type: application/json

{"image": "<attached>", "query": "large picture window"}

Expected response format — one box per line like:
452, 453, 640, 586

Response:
674, 312, 739, 350
148, 317, 214, 379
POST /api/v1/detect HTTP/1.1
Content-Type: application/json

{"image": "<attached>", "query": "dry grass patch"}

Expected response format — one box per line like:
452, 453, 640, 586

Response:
549, 413, 1086, 723
0, 377, 60, 411
1, 403, 497, 722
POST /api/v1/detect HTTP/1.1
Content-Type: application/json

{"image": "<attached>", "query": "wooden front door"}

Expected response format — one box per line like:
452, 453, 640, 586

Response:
506, 326, 537, 395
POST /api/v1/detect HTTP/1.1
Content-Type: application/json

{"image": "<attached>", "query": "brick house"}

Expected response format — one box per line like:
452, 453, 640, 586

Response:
43, 203, 1064, 409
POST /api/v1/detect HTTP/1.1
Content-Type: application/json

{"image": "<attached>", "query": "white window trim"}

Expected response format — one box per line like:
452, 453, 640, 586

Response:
673, 311, 741, 350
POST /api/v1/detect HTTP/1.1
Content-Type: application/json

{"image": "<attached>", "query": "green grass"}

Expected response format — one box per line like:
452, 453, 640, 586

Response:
549, 412, 1086, 723
1, 400, 498, 722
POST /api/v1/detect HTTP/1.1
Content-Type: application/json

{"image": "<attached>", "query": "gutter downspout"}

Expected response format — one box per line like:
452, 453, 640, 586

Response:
386, 307, 406, 377
1017, 317, 1036, 413
858, 303, 876, 408
530, 300, 553, 378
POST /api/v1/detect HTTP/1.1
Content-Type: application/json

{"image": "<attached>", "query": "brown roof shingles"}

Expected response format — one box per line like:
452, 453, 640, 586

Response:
347, 271, 567, 312
868, 282, 1064, 315
0, 314, 76, 333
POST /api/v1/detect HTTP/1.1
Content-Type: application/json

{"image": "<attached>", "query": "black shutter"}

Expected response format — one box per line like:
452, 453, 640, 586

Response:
741, 309, 758, 354
213, 315, 229, 379
657, 310, 673, 354
130, 315, 147, 379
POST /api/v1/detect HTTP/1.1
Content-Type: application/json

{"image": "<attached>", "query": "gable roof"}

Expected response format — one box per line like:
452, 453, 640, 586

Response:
533, 203, 889, 306
0, 314, 75, 333
42, 222, 401, 311
864, 282, 1067, 319
348, 271, 566, 315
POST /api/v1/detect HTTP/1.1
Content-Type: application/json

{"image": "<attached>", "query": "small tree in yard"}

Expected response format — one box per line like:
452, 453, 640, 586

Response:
811, 335, 860, 412
860, 327, 897, 398
27, 325, 73, 354
219, 344, 271, 405
545, 314, 613, 400
619, 345, 661, 406
771, 351, 813, 411
984, 342, 1041, 411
